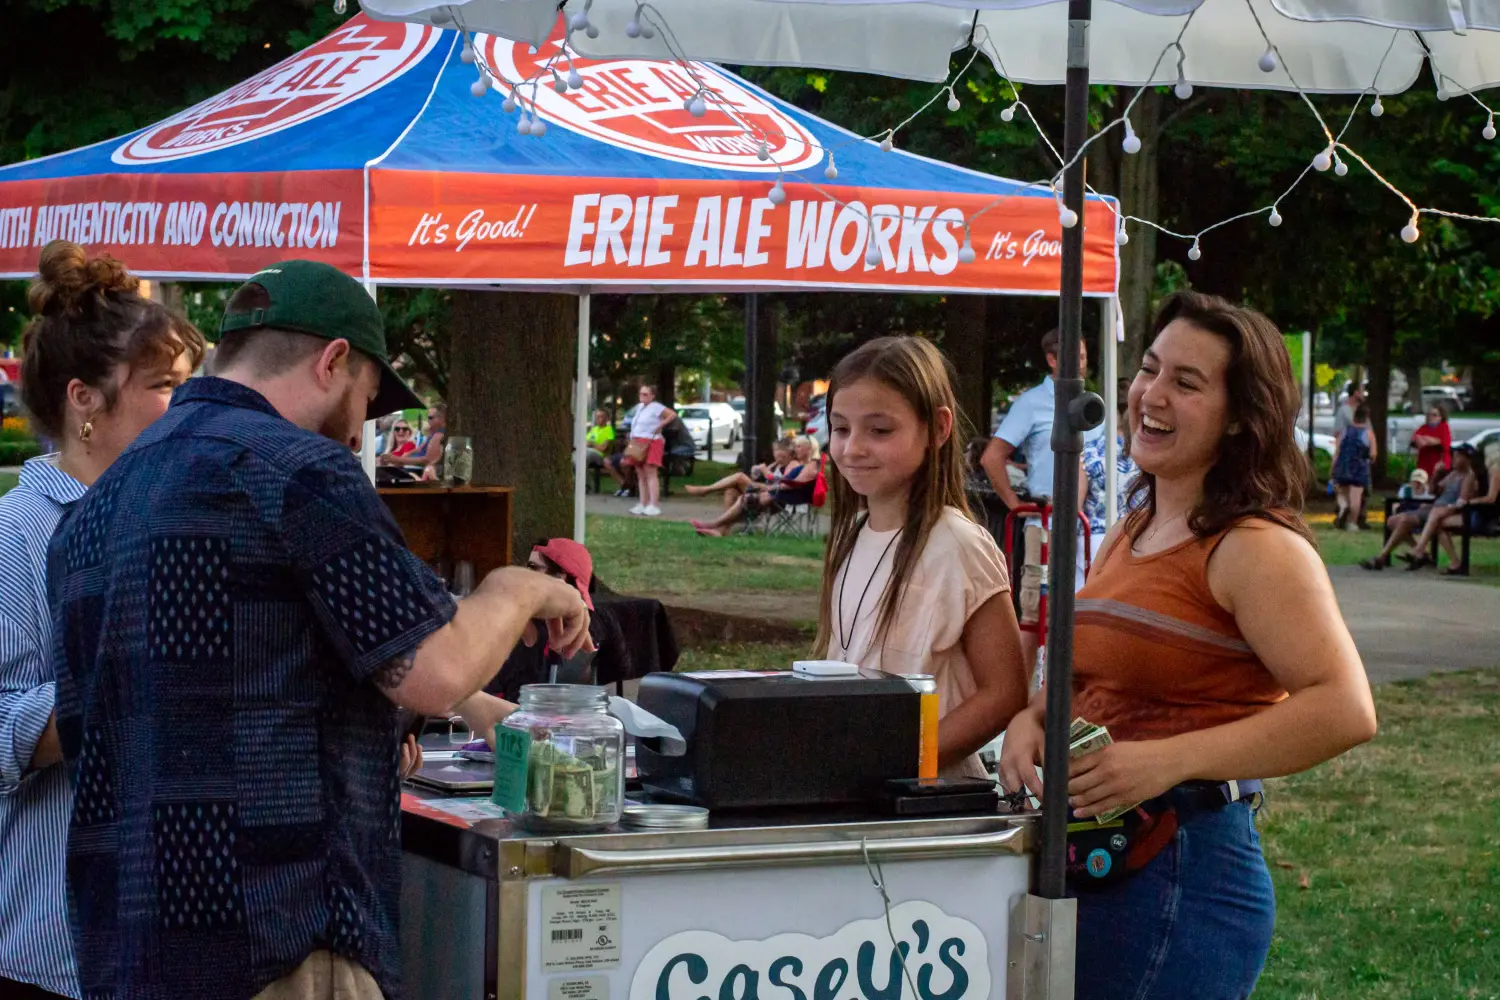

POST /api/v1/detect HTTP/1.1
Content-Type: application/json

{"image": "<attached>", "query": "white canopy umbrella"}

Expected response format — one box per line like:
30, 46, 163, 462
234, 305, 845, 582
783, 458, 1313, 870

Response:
360, 2, 1499, 993
367, 1, 1500, 93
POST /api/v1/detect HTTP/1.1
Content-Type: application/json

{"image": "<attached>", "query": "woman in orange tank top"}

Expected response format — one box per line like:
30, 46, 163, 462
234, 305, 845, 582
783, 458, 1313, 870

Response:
1000, 291, 1377, 1000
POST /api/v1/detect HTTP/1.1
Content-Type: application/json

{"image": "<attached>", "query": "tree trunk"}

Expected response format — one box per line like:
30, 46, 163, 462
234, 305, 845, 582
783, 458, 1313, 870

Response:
1365, 306, 1395, 487
1404, 365, 1423, 416
944, 294, 990, 440
1118, 87, 1161, 374
654, 364, 676, 410
748, 296, 780, 465
447, 290, 575, 560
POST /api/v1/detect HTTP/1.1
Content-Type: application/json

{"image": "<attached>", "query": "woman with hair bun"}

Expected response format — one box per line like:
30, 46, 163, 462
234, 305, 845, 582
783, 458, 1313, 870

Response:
0, 241, 204, 999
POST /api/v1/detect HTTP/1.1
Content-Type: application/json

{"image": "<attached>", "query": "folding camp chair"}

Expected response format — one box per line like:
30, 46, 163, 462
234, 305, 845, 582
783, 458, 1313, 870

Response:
747, 455, 827, 538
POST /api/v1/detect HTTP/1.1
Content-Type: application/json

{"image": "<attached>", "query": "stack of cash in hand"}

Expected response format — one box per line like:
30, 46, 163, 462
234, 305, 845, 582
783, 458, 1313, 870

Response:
1068, 717, 1137, 824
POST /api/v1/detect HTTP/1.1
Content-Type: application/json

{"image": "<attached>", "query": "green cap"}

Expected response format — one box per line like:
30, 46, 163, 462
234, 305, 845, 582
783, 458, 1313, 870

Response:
220, 260, 423, 419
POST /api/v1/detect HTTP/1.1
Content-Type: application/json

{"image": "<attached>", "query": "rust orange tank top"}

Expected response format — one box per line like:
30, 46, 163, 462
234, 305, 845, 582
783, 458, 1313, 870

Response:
1072, 518, 1288, 743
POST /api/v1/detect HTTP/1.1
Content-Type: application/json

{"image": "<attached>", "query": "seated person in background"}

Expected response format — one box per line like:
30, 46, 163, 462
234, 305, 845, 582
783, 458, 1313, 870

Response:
1362, 443, 1478, 571
691, 436, 820, 537
685, 438, 793, 511
1397, 467, 1430, 501
380, 402, 445, 479
585, 409, 615, 469
1431, 446, 1499, 575
385, 419, 418, 460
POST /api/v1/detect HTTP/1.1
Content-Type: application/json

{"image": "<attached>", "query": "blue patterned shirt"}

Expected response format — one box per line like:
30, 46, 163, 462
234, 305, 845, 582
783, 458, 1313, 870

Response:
47, 377, 456, 1000
0, 455, 85, 998
1082, 434, 1140, 535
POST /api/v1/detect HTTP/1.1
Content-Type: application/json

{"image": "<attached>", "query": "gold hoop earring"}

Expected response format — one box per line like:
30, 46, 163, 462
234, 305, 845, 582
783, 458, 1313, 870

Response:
80, 421, 93, 444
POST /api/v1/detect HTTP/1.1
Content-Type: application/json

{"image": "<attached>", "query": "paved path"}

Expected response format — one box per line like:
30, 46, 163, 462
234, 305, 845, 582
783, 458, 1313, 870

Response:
1327, 565, 1499, 682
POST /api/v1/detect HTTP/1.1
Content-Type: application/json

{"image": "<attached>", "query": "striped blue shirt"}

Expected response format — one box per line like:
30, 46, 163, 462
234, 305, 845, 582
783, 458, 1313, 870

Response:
0, 455, 84, 998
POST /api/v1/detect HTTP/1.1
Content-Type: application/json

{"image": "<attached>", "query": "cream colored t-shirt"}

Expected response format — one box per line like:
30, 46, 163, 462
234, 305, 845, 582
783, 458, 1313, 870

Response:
826, 506, 1012, 778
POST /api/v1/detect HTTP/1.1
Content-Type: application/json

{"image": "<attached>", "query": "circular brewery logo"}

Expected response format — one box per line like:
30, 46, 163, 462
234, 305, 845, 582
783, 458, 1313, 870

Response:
482, 30, 823, 173
113, 17, 440, 164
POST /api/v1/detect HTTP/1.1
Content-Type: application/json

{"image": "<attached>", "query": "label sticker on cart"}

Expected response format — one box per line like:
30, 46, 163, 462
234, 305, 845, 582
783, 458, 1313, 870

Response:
548, 976, 610, 1000
542, 884, 623, 972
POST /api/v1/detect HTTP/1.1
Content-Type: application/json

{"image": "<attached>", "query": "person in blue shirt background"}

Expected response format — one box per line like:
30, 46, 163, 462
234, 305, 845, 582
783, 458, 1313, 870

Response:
47, 260, 591, 1000
980, 328, 1102, 671
0, 240, 204, 1000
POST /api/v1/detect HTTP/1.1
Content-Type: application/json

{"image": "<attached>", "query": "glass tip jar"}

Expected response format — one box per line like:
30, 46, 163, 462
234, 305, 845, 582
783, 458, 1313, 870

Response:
502, 684, 625, 832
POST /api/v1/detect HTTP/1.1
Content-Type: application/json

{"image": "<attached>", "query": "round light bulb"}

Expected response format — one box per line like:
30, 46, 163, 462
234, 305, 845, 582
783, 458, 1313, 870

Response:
756, 141, 770, 162
1175, 81, 1194, 100
958, 241, 976, 264
824, 160, 838, 180
470, 76, 489, 98
1371, 97, 1385, 117
641, 26, 655, 39
1116, 228, 1129, 247
1059, 208, 1079, 229
1312, 149, 1332, 172
1334, 158, 1349, 177
880, 133, 894, 152
502, 95, 517, 114
947, 92, 961, 113
570, 12, 590, 31
1000, 105, 1016, 123
1436, 89, 1450, 102
1258, 47, 1277, 73
689, 96, 707, 118
553, 74, 568, 94
1187, 242, 1202, 261
1485, 118, 1497, 141
333, 0, 347, 13
586, 24, 600, 38
1268, 208, 1283, 227
768, 181, 786, 205
865, 243, 883, 267
1401, 223, 1420, 244
517, 116, 532, 135
625, 18, 642, 38
568, 69, 584, 90
460, 43, 476, 65
531, 119, 547, 138
1122, 131, 1141, 155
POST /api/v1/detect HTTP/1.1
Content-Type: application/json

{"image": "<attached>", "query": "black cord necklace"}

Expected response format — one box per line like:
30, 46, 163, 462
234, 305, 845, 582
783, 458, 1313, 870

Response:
837, 520, 902, 655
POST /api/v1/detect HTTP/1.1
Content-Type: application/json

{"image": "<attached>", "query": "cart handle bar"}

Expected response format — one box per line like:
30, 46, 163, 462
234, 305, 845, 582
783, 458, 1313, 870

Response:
551, 824, 1028, 879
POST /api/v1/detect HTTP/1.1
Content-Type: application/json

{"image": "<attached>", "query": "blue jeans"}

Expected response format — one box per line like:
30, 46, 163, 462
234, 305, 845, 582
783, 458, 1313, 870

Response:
1073, 797, 1276, 1000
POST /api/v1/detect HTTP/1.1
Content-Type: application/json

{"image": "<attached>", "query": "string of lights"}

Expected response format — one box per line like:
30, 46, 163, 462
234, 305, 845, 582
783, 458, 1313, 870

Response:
367, 0, 1499, 266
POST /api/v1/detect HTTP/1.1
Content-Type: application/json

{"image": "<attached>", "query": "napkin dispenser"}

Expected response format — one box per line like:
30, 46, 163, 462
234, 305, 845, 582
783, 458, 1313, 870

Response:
634, 671, 920, 809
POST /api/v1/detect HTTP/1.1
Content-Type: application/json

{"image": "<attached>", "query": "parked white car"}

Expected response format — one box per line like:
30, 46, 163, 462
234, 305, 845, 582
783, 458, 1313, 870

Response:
1465, 427, 1500, 466
1293, 426, 1336, 457
677, 404, 740, 450
804, 393, 829, 450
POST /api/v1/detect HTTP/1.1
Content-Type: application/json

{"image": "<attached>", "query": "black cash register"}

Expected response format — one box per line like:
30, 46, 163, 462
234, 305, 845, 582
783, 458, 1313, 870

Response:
635, 670, 920, 809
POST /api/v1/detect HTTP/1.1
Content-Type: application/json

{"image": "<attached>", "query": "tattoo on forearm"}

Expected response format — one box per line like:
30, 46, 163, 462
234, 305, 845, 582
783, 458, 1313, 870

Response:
373, 649, 417, 691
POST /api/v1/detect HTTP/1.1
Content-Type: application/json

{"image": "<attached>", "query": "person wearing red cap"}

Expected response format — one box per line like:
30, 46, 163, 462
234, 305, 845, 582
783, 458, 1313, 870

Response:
529, 539, 595, 611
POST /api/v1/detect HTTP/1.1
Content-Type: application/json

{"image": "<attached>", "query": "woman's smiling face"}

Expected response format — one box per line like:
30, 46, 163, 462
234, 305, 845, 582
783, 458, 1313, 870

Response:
1127, 318, 1235, 484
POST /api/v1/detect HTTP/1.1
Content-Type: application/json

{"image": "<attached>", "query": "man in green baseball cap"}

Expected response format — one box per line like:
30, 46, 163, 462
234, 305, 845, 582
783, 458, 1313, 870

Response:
41, 259, 593, 999
214, 259, 423, 448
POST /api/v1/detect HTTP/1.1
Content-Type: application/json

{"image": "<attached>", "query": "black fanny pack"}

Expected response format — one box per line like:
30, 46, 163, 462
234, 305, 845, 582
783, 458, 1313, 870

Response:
1066, 779, 1262, 887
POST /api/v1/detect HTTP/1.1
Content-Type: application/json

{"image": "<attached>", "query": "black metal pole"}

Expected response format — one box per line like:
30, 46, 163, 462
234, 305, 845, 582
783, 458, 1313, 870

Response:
1307, 326, 1318, 471
742, 293, 759, 473
1040, 0, 1102, 902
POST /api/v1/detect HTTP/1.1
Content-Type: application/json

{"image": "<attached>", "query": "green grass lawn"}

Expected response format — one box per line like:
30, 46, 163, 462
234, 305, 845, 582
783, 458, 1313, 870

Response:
586, 512, 823, 597
1313, 523, 1500, 585
0, 471, 17, 497
1256, 670, 1500, 1000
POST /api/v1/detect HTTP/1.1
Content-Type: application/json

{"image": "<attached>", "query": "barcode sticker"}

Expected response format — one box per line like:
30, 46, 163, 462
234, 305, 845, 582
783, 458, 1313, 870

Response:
540, 884, 622, 972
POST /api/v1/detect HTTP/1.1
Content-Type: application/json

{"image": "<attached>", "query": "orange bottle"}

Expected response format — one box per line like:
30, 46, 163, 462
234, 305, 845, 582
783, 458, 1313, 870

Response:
904, 674, 940, 780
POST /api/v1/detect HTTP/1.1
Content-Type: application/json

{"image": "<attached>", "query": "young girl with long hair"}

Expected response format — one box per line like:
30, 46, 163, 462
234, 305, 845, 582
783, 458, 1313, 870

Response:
1000, 291, 1376, 1000
817, 337, 1028, 777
